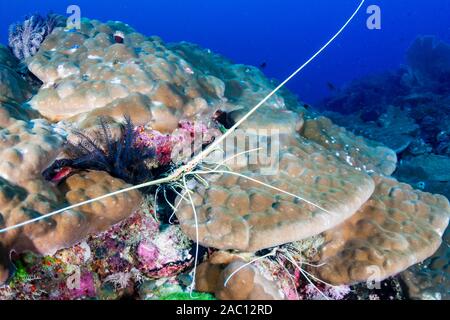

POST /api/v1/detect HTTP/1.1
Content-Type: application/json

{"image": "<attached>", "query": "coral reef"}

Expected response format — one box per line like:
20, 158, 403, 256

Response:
0, 16, 448, 301
313, 175, 449, 285
176, 133, 375, 252
26, 17, 305, 139
0, 207, 193, 300
320, 37, 450, 161
0, 171, 142, 283
316, 36, 450, 299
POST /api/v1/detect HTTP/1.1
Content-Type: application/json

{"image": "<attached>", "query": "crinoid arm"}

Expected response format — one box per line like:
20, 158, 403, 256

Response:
43, 116, 157, 185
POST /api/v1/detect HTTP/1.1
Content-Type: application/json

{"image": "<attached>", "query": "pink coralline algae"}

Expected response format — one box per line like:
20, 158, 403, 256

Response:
136, 224, 193, 278
134, 120, 220, 165
137, 242, 160, 269
68, 272, 96, 299
178, 120, 210, 136
135, 127, 175, 165
0, 205, 194, 300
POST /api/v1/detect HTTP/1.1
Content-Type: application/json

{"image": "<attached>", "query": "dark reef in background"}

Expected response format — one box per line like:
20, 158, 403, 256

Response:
317, 36, 450, 199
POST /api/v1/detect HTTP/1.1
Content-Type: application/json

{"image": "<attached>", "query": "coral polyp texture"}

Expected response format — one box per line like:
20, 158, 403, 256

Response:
0, 170, 142, 284
313, 175, 449, 285
27, 19, 221, 127
196, 251, 284, 300
176, 133, 375, 252
300, 116, 398, 176
0, 15, 448, 300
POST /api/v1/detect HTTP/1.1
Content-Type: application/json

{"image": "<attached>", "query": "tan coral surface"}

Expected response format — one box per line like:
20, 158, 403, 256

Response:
314, 175, 450, 285
176, 134, 375, 252
400, 228, 449, 300
0, 171, 141, 283
196, 251, 283, 300
300, 116, 397, 176
63, 170, 142, 232
0, 119, 64, 185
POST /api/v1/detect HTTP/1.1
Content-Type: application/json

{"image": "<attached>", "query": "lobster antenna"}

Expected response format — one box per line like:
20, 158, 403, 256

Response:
0, 0, 366, 234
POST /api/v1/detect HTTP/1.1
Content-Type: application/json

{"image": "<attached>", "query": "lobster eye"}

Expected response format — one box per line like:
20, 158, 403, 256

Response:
114, 31, 125, 44
213, 110, 235, 129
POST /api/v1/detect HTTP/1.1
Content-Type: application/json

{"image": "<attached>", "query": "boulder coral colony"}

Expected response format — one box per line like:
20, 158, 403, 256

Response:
0, 6, 449, 300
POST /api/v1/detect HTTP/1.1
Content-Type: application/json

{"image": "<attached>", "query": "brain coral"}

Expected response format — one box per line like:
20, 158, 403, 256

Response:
0, 40, 143, 284
25, 16, 402, 179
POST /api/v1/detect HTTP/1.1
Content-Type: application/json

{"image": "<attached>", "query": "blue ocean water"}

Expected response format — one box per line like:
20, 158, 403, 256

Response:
0, 0, 449, 103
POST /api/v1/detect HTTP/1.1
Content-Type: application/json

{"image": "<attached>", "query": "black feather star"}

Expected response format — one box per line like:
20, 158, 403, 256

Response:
43, 116, 156, 185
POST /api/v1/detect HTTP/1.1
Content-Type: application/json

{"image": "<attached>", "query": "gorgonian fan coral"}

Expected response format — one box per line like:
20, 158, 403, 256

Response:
8, 13, 59, 60
43, 116, 156, 185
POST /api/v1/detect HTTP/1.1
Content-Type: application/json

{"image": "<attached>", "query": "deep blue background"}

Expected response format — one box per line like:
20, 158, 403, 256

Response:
0, 0, 449, 104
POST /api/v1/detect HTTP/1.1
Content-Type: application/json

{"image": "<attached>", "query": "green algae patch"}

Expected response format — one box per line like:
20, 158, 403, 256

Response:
160, 292, 216, 300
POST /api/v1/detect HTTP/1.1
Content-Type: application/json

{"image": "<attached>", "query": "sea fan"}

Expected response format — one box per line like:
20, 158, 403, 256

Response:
8, 13, 59, 60
43, 117, 156, 185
